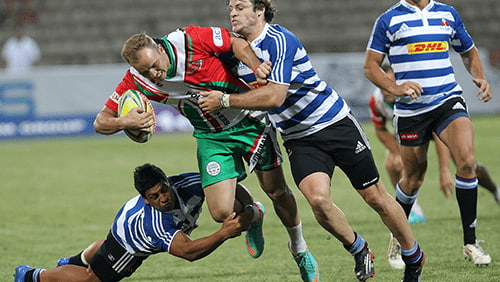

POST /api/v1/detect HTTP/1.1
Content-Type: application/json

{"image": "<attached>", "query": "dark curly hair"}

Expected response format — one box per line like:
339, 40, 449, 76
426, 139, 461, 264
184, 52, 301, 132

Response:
133, 163, 168, 196
226, 0, 277, 23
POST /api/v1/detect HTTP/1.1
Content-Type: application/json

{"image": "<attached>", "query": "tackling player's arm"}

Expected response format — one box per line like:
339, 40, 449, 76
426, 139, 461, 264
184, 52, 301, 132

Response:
94, 106, 153, 135
168, 212, 243, 261
198, 78, 288, 112
229, 34, 271, 84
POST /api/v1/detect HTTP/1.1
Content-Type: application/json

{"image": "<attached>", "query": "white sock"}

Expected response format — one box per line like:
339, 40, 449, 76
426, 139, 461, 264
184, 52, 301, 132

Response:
410, 198, 425, 217
81, 249, 89, 266
287, 222, 307, 254
251, 202, 262, 223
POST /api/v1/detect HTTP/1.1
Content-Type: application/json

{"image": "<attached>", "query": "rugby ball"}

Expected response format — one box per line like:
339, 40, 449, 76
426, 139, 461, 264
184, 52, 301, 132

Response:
117, 89, 155, 143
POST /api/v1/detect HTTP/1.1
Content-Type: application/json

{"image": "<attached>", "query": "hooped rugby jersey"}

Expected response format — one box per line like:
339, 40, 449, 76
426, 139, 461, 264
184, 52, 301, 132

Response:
105, 25, 266, 133
111, 172, 203, 255
367, 0, 474, 117
236, 23, 350, 141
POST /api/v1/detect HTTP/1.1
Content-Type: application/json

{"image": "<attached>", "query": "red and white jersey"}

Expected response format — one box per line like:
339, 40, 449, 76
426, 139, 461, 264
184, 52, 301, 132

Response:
368, 88, 394, 127
104, 25, 266, 133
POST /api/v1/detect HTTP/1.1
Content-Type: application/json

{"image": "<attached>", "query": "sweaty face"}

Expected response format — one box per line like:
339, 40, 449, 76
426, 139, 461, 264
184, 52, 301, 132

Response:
131, 46, 169, 81
227, 0, 262, 38
143, 181, 176, 213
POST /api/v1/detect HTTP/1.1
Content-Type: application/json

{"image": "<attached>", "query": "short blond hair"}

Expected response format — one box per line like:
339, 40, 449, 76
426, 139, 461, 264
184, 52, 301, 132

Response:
121, 33, 157, 64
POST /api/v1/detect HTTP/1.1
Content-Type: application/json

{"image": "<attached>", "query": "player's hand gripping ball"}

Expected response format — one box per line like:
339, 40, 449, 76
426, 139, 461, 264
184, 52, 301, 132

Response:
118, 89, 156, 143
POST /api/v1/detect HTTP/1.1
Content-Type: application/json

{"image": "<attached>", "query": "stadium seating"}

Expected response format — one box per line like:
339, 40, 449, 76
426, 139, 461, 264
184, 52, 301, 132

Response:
0, 0, 498, 66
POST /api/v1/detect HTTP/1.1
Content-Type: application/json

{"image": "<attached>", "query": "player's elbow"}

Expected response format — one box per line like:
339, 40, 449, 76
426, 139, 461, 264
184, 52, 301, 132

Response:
267, 95, 285, 108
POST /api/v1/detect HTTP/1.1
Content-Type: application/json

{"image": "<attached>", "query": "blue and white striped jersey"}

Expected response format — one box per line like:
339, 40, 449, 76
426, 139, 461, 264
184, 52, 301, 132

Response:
111, 172, 203, 256
367, 0, 474, 117
237, 24, 350, 141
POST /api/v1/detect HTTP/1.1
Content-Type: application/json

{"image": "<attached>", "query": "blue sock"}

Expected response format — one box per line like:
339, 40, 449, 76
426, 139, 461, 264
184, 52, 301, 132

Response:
396, 182, 418, 217
344, 232, 367, 255
401, 241, 423, 265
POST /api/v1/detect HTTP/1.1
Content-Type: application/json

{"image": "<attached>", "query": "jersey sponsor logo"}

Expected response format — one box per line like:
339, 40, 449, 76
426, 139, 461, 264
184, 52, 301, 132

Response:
111, 91, 120, 103
399, 132, 420, 141
407, 41, 448, 54
206, 161, 221, 176
212, 27, 223, 47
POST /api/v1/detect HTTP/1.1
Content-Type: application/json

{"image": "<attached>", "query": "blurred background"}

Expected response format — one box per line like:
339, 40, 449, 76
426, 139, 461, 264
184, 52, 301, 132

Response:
0, 0, 499, 139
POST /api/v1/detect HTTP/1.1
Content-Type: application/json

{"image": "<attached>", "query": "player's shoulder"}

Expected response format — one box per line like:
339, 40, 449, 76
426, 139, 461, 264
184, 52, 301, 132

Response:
265, 24, 302, 48
170, 173, 202, 190
377, 1, 411, 20
170, 173, 204, 201
430, 1, 460, 17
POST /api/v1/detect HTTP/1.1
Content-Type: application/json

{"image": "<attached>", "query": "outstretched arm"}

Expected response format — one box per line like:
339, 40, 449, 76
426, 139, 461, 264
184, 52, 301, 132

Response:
199, 81, 288, 112
168, 212, 244, 261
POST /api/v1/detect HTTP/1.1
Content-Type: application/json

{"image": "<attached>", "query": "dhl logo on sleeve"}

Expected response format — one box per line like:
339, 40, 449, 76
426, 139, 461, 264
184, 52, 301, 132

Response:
407, 41, 448, 54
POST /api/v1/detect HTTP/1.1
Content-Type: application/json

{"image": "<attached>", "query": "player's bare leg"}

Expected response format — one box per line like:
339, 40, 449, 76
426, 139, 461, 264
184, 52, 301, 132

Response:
299, 172, 373, 281
358, 180, 424, 280
256, 167, 319, 281
476, 163, 500, 204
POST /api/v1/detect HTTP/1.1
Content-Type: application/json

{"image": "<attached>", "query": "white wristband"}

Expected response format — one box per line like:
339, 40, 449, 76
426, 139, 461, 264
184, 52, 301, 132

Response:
220, 94, 231, 109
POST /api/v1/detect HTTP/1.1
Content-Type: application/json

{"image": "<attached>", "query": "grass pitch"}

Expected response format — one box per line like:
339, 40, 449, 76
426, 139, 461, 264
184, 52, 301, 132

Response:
1, 116, 499, 281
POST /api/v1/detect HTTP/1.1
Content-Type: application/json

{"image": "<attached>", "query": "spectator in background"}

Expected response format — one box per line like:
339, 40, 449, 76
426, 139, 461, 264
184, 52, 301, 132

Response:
1, 22, 40, 74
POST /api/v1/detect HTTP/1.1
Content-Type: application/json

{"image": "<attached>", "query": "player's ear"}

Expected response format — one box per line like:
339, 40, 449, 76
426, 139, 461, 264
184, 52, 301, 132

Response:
141, 195, 151, 205
157, 44, 165, 54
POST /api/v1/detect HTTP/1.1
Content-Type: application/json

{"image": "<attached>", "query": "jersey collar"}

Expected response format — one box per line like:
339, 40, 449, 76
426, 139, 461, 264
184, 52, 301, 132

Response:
154, 37, 177, 79
401, 0, 435, 12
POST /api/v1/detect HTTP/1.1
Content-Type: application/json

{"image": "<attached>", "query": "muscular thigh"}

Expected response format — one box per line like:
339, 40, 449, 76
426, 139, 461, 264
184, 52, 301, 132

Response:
196, 118, 282, 188
284, 115, 379, 190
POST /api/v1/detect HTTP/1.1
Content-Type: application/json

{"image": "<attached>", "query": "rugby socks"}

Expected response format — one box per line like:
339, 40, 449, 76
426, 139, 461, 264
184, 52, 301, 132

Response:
67, 251, 88, 267
250, 202, 263, 223
455, 175, 478, 245
286, 222, 308, 254
395, 182, 417, 217
344, 232, 367, 255
24, 268, 44, 282
401, 241, 423, 265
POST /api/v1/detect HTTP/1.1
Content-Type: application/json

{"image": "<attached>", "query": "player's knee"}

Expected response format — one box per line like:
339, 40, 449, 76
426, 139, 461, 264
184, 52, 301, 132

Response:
386, 163, 402, 175
456, 157, 477, 175
209, 208, 232, 223
264, 185, 292, 202
306, 193, 331, 212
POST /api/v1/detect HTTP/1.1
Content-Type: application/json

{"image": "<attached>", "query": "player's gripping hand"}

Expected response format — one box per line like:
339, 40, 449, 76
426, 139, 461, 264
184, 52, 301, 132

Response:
221, 212, 244, 239
253, 61, 272, 85
122, 107, 155, 132
199, 90, 224, 113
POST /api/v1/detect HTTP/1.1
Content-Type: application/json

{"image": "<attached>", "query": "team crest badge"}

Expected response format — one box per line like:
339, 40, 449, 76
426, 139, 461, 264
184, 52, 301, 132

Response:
206, 161, 221, 176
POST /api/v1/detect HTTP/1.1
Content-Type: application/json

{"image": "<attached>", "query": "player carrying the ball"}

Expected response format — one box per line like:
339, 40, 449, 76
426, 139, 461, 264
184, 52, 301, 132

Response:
93, 25, 318, 281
